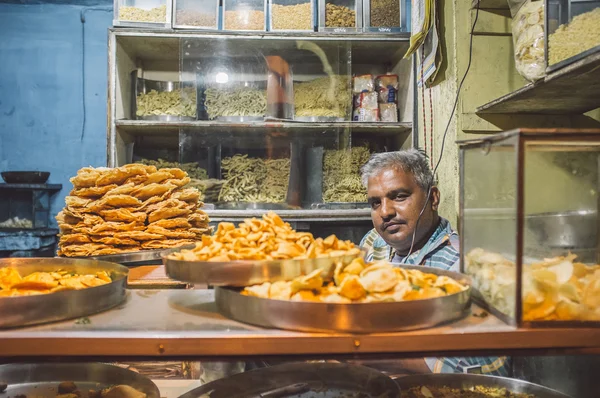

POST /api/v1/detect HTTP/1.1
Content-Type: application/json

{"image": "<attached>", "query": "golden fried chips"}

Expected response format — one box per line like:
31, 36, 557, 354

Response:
168, 211, 360, 262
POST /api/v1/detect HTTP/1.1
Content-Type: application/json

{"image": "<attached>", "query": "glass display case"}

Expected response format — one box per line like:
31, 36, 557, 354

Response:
173, 0, 220, 30
318, 0, 362, 32
132, 74, 198, 121
362, 0, 405, 33
113, 0, 171, 27
269, 0, 315, 31
459, 128, 600, 327
222, 0, 267, 31
545, 0, 600, 70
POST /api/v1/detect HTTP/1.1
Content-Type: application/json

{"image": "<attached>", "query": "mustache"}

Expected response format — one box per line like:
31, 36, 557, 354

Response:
381, 219, 407, 231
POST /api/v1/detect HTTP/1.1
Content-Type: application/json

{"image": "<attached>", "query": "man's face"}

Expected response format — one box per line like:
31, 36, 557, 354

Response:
367, 167, 439, 253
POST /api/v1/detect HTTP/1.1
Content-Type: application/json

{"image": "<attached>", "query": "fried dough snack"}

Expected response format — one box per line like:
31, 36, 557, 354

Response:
57, 164, 211, 257
168, 211, 360, 262
0, 268, 111, 297
242, 259, 467, 303
466, 248, 600, 321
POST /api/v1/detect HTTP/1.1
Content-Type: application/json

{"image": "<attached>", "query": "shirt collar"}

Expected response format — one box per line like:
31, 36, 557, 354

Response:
390, 217, 455, 264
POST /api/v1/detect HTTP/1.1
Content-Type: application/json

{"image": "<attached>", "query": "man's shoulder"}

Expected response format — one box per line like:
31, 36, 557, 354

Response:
360, 229, 391, 261
360, 228, 384, 247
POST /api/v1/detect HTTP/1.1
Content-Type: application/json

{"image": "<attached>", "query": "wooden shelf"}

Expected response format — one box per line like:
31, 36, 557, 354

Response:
477, 48, 600, 115
2, 289, 600, 359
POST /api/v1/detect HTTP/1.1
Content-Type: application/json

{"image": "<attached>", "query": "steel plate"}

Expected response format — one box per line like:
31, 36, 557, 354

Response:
215, 116, 265, 122
85, 247, 193, 266
294, 116, 346, 122
393, 373, 571, 398
163, 250, 364, 287
177, 362, 400, 398
0, 363, 160, 398
215, 266, 471, 333
0, 257, 128, 329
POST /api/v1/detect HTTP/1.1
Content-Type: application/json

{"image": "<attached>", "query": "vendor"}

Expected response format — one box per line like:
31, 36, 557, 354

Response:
359, 149, 509, 376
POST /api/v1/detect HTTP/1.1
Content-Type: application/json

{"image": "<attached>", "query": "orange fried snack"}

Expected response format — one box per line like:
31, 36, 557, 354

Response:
168, 211, 360, 262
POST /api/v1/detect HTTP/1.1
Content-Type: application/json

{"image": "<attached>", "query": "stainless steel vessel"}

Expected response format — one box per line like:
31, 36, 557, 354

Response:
0, 257, 128, 328
178, 362, 400, 398
393, 373, 571, 398
0, 363, 160, 398
215, 265, 471, 333
164, 250, 364, 286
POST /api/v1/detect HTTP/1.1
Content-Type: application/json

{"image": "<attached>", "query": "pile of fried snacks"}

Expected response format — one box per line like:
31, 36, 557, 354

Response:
56, 164, 211, 257
168, 212, 360, 262
242, 259, 467, 303
0, 268, 111, 297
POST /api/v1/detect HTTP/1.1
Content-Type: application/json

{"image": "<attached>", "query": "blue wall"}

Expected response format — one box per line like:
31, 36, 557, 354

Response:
0, 2, 112, 226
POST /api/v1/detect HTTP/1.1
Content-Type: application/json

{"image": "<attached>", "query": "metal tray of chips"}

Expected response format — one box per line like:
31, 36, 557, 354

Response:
163, 250, 364, 287
215, 266, 471, 333
178, 362, 400, 398
0, 257, 128, 329
393, 373, 571, 398
0, 363, 160, 398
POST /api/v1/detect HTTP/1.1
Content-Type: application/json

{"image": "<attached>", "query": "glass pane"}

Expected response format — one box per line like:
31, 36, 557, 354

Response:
547, 0, 600, 66
462, 138, 518, 321
523, 140, 600, 323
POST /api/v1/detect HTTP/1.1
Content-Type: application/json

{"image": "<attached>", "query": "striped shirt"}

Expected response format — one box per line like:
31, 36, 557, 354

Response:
360, 218, 510, 376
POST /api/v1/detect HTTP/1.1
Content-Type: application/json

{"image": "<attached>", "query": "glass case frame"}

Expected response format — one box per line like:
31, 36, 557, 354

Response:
113, 0, 172, 28
172, 0, 221, 30
459, 128, 600, 328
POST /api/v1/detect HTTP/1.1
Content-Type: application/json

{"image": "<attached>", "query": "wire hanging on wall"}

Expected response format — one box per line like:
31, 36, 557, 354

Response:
401, 0, 482, 263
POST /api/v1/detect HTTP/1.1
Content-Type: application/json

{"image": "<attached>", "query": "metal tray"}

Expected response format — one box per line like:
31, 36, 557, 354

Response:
86, 247, 193, 266
293, 116, 346, 122
178, 362, 400, 398
214, 202, 298, 211
0, 257, 128, 329
139, 115, 196, 122
215, 266, 471, 333
393, 373, 571, 398
215, 116, 264, 123
311, 202, 370, 210
163, 250, 364, 287
0, 363, 160, 398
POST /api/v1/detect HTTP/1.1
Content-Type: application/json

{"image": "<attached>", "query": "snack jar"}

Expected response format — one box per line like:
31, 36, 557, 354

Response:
318, 0, 362, 32
114, 0, 171, 28
173, 0, 220, 30
222, 0, 268, 31
459, 128, 600, 328
362, 0, 405, 33
545, 0, 600, 70
269, 0, 316, 31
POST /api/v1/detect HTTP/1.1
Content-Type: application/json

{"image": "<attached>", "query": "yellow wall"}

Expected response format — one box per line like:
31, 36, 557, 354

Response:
422, 0, 600, 226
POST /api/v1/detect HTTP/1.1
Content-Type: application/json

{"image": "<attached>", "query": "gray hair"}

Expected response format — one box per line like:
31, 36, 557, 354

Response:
360, 149, 435, 191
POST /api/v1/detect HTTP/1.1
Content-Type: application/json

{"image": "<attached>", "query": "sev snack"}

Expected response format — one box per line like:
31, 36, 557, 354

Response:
56, 164, 211, 257
293, 76, 351, 118
218, 155, 290, 203
242, 259, 467, 303
323, 146, 371, 202
466, 248, 600, 321
168, 211, 360, 262
0, 268, 111, 297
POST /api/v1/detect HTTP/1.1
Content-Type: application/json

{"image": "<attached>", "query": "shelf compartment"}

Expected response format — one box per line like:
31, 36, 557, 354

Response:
477, 47, 600, 115
2, 289, 600, 358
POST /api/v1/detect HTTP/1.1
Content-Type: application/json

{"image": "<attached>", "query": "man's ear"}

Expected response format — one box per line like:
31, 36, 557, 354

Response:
430, 186, 441, 211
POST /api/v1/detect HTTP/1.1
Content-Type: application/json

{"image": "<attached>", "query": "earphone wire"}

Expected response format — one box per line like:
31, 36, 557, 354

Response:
400, 0, 481, 264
